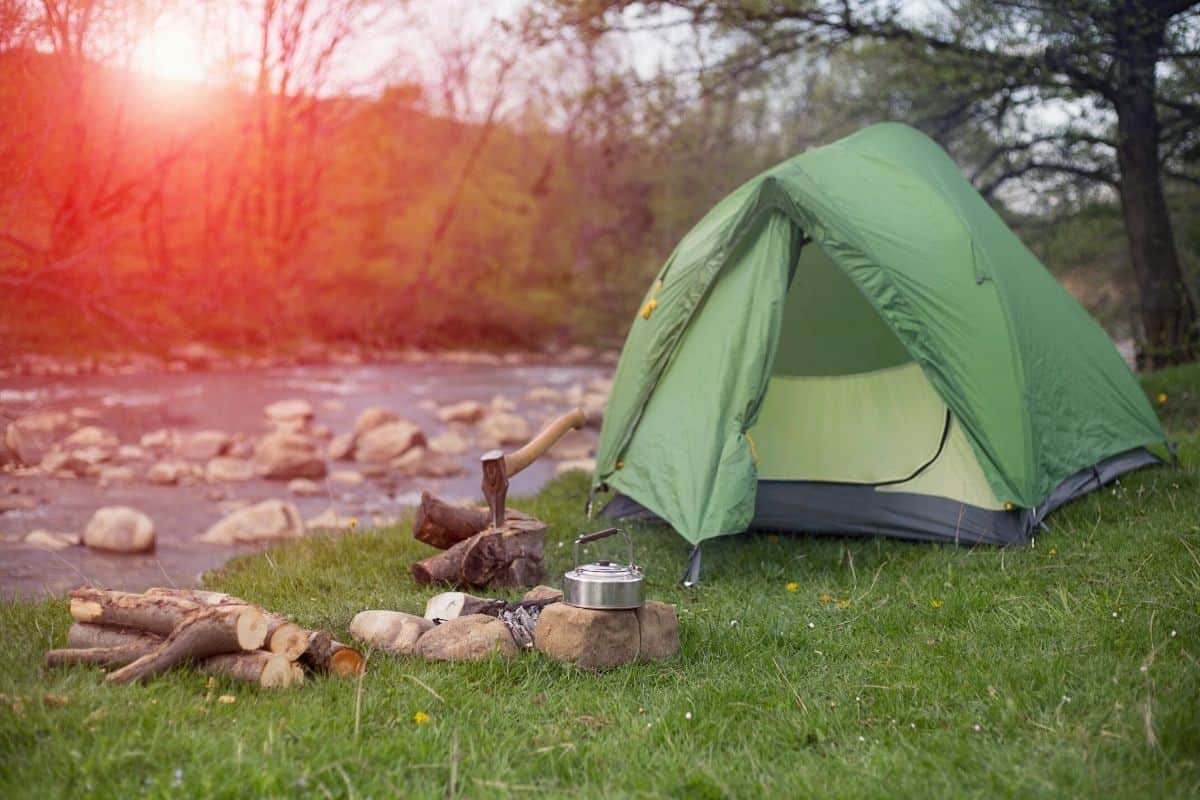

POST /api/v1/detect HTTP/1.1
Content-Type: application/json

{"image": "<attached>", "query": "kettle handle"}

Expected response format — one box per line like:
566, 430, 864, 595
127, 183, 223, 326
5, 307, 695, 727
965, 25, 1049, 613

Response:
573, 527, 634, 569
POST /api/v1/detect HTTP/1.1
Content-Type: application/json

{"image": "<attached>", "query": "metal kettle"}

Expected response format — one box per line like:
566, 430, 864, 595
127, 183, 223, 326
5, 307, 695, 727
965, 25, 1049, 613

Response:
563, 528, 644, 610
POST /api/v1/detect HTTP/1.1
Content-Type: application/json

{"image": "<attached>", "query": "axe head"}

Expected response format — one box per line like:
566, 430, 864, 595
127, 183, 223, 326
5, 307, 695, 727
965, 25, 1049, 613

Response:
480, 449, 508, 528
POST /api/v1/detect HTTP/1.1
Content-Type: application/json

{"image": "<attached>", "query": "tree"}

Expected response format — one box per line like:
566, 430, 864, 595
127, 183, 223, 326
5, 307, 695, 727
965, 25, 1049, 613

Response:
530, 0, 1200, 367
0, 0, 181, 341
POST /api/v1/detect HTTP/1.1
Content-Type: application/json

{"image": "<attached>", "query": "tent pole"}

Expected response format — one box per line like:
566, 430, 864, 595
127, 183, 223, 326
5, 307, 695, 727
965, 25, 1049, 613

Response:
681, 545, 702, 587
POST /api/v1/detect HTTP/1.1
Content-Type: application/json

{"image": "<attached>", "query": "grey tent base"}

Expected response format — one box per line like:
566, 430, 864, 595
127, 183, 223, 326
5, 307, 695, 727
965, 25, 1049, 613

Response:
602, 447, 1161, 548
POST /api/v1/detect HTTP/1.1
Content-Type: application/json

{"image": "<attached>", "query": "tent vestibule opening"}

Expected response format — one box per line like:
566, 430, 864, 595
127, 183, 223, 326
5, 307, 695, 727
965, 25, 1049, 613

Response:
748, 241, 1004, 512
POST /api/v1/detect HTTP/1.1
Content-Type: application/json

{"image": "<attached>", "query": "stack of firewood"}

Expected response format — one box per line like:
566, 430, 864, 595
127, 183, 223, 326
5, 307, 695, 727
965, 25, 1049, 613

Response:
46, 587, 363, 687
410, 492, 546, 589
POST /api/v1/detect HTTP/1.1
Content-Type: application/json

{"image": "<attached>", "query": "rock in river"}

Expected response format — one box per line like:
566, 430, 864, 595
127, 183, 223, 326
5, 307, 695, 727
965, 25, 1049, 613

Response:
205, 457, 257, 483
83, 506, 156, 553
478, 412, 530, 449
264, 398, 314, 426
355, 421, 425, 465
255, 433, 327, 480
437, 401, 486, 425
63, 426, 119, 450
200, 499, 305, 544
175, 430, 231, 461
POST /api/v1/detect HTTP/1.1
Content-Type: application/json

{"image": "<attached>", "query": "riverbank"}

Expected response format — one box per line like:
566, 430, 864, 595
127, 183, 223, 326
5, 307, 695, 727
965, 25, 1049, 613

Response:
1, 357, 612, 598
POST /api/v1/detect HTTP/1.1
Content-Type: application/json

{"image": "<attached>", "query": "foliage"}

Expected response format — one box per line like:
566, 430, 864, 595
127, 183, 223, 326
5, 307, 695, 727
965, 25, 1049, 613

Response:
0, 370, 1198, 798
528, 0, 1200, 365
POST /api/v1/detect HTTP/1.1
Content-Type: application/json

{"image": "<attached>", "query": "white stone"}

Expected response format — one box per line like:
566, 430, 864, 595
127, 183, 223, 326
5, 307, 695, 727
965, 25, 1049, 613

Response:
71, 446, 112, 466
264, 398, 314, 424
392, 447, 463, 478
140, 429, 176, 451
355, 421, 425, 464
63, 426, 119, 449
200, 499, 305, 544
581, 393, 607, 426
205, 457, 257, 483
97, 465, 135, 485
24, 530, 79, 550
146, 460, 188, 485
330, 469, 364, 486
83, 506, 156, 552
427, 431, 469, 455
14, 411, 73, 434
116, 445, 147, 461
287, 478, 322, 497
525, 386, 564, 404
175, 430, 231, 461
478, 413, 530, 449
353, 407, 399, 439
328, 433, 355, 461
255, 433, 327, 480
437, 401, 486, 425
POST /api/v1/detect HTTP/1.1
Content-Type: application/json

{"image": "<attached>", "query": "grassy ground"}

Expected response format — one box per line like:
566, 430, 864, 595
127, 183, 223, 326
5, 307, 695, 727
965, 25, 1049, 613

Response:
1, 372, 1198, 798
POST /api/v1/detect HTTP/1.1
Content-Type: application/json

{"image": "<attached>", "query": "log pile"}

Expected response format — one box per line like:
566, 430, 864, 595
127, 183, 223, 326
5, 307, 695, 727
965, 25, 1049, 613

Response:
410, 492, 546, 589
46, 587, 363, 687
410, 409, 587, 590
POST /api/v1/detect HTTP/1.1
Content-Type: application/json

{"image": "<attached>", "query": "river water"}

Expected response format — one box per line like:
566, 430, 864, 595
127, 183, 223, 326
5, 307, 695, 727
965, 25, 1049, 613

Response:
0, 358, 611, 599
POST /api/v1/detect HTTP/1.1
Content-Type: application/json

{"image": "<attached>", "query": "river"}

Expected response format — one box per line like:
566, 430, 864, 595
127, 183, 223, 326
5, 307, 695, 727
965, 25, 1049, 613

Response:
0, 356, 612, 599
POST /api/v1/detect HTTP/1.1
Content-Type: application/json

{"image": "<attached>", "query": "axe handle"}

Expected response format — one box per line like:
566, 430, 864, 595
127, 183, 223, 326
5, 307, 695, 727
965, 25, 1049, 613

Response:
504, 408, 587, 478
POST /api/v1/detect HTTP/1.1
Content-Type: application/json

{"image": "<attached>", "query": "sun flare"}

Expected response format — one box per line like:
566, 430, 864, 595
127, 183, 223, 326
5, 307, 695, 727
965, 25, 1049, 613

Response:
133, 16, 210, 84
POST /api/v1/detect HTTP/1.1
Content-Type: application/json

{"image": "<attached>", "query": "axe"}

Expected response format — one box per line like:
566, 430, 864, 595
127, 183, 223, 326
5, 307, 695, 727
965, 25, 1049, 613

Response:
480, 407, 587, 528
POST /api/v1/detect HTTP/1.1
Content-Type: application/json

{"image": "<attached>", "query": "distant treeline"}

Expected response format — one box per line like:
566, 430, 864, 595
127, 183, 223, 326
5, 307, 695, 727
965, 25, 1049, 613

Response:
0, 46, 756, 355
2, 23, 1196, 360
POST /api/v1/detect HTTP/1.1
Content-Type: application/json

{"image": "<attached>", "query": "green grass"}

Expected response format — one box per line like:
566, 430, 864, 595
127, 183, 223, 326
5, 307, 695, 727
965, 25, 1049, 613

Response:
2, 372, 1199, 798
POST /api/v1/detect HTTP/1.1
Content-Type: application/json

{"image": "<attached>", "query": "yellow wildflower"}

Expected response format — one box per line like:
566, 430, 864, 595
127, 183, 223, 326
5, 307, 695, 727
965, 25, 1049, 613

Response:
931, 599, 944, 609
349, 517, 359, 529
1048, 546, 1058, 558
819, 593, 832, 604
413, 711, 430, 724
1157, 392, 1167, 405
836, 599, 851, 609
786, 582, 799, 593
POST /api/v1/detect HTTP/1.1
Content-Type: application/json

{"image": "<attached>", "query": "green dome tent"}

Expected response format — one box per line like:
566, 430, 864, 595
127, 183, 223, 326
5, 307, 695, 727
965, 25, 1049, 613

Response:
592, 123, 1163, 575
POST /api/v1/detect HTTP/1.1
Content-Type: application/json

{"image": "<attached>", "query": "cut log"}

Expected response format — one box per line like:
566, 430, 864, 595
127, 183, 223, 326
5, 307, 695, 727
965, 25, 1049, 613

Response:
413, 491, 536, 550
300, 628, 332, 670
105, 606, 269, 685
47, 645, 156, 668
267, 620, 308, 660
145, 586, 309, 660
412, 517, 546, 589
145, 587, 250, 607
201, 651, 297, 688
423, 592, 504, 621
326, 643, 365, 677
49, 623, 165, 668
300, 630, 363, 677
67, 621, 163, 651
70, 588, 202, 635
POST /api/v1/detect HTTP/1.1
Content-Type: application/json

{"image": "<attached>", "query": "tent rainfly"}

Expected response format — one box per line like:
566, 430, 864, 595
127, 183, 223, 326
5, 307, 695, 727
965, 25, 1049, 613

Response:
592, 123, 1164, 579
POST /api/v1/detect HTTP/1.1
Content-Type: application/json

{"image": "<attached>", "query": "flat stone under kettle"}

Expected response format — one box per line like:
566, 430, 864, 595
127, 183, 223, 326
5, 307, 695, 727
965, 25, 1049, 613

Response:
562, 527, 644, 610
